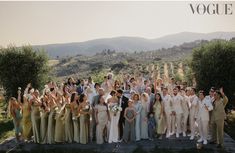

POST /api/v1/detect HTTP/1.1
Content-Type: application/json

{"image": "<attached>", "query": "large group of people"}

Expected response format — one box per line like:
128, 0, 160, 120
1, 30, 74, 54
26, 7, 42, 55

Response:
8, 73, 228, 148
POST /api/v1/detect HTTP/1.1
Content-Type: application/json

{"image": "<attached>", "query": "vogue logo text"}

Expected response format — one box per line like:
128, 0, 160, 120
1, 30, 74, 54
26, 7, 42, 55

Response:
189, 3, 233, 15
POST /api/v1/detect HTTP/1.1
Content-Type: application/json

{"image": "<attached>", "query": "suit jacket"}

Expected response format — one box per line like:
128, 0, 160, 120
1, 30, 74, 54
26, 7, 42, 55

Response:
196, 98, 213, 121
119, 96, 129, 117
211, 96, 228, 121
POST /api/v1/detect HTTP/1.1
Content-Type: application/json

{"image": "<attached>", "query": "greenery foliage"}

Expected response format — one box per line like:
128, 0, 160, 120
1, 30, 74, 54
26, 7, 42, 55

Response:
190, 40, 235, 107
0, 45, 50, 100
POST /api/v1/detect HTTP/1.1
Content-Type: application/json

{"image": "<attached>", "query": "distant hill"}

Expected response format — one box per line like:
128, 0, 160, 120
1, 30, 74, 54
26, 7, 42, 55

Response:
33, 31, 235, 58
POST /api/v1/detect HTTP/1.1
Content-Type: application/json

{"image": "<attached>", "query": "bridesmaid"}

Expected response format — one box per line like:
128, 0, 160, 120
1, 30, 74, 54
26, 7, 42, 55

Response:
40, 95, 49, 144
132, 93, 142, 141
123, 100, 136, 143
140, 93, 149, 139
153, 93, 165, 139
64, 94, 73, 143
47, 92, 57, 144
71, 92, 80, 143
9, 97, 22, 142
95, 96, 110, 144
17, 87, 32, 142
55, 93, 65, 143
78, 94, 91, 144
30, 90, 41, 143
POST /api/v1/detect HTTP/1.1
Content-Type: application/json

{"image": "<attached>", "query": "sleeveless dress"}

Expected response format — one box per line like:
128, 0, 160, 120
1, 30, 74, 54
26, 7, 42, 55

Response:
153, 101, 165, 134
22, 102, 32, 140
134, 101, 142, 141
31, 103, 40, 143
108, 103, 120, 143
72, 103, 80, 143
40, 108, 49, 144
80, 103, 89, 144
64, 104, 73, 143
141, 101, 149, 139
55, 103, 65, 142
96, 104, 108, 144
123, 109, 135, 142
47, 105, 57, 144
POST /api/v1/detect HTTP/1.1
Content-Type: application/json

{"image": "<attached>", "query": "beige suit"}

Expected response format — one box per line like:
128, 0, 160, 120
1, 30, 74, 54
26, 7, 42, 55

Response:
163, 94, 172, 136
171, 94, 183, 135
211, 95, 228, 146
189, 95, 198, 137
196, 98, 213, 141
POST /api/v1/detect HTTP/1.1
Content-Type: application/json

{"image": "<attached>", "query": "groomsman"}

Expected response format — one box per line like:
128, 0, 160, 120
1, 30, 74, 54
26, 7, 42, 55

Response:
210, 88, 228, 148
181, 88, 190, 137
116, 89, 129, 140
189, 87, 198, 140
196, 90, 213, 145
206, 87, 215, 140
162, 87, 173, 138
171, 86, 183, 138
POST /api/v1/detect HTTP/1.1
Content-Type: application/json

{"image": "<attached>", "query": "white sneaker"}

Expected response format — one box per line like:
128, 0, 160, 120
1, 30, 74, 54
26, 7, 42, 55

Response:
190, 136, 194, 140
183, 132, 186, 137
197, 138, 203, 143
176, 133, 179, 138
166, 133, 170, 138
203, 140, 208, 145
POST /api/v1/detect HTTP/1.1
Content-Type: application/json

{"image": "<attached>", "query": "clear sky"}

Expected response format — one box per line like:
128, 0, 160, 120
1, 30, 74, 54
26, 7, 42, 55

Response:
0, 1, 235, 47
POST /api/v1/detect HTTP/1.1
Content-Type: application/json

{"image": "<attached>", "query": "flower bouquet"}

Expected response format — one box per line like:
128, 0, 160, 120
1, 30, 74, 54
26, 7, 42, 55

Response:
109, 104, 122, 116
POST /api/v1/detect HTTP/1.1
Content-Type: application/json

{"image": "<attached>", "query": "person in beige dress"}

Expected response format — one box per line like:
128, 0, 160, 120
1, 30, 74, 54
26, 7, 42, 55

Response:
17, 88, 32, 141
55, 94, 65, 143
47, 92, 57, 144
71, 92, 80, 143
95, 96, 110, 144
30, 90, 41, 143
64, 94, 73, 143
153, 93, 165, 139
40, 96, 49, 144
78, 94, 91, 144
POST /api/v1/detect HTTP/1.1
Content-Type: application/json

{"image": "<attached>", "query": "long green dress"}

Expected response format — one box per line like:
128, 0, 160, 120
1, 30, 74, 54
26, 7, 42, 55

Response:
55, 103, 65, 143
64, 104, 73, 143
40, 108, 49, 144
153, 101, 166, 134
31, 103, 41, 143
80, 104, 89, 144
47, 106, 57, 144
22, 101, 32, 140
72, 103, 80, 143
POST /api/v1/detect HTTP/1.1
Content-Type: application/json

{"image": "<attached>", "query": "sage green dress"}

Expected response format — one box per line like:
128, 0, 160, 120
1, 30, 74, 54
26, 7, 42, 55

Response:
40, 109, 49, 144
13, 108, 23, 136
72, 103, 80, 143
55, 103, 65, 143
64, 104, 73, 143
47, 106, 57, 144
31, 103, 41, 143
80, 104, 89, 144
153, 101, 166, 134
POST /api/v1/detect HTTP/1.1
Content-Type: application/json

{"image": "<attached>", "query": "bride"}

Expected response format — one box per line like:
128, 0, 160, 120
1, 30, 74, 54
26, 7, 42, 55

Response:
107, 90, 121, 143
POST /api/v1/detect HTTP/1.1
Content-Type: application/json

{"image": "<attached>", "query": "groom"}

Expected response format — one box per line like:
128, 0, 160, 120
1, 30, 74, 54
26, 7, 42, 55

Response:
116, 89, 129, 141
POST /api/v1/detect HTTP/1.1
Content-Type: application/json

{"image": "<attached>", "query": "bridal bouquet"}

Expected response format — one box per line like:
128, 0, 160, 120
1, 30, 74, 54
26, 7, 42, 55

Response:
109, 104, 122, 116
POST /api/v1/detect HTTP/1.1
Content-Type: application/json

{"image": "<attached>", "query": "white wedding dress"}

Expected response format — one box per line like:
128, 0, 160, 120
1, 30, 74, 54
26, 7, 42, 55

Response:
108, 102, 120, 143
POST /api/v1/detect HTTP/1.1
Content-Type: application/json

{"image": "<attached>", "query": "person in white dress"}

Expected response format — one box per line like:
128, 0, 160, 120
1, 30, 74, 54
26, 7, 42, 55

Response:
108, 91, 121, 143
162, 87, 173, 138
181, 88, 190, 137
189, 88, 199, 140
196, 90, 213, 145
132, 93, 142, 141
171, 86, 183, 138
140, 93, 149, 139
